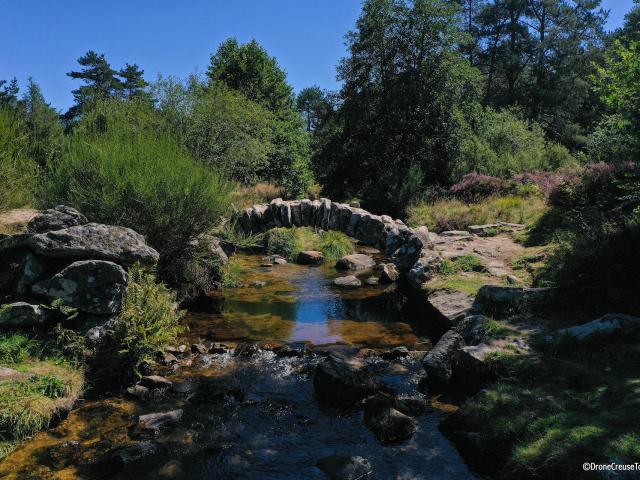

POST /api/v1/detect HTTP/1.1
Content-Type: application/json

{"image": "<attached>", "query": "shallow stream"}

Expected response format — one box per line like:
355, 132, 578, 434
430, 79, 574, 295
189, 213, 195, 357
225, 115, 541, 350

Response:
0, 254, 475, 479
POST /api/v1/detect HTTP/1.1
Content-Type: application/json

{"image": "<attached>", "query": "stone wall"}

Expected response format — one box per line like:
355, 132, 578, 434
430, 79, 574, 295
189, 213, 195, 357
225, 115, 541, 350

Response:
238, 198, 438, 288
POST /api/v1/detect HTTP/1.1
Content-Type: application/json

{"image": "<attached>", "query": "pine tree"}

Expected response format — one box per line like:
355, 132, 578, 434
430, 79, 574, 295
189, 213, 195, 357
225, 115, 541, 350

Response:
119, 63, 151, 101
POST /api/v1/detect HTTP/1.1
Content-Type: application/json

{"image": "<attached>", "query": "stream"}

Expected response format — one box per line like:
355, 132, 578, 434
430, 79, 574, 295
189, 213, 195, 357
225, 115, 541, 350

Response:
0, 253, 476, 480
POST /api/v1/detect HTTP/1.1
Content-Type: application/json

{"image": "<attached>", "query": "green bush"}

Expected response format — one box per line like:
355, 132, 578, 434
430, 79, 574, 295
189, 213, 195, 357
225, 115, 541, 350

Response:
110, 265, 185, 372
0, 108, 37, 211
184, 84, 275, 184
454, 108, 575, 180
39, 99, 233, 282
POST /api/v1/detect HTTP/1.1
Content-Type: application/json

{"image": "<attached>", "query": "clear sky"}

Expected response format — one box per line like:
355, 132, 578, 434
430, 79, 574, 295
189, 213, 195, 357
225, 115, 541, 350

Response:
0, 0, 635, 112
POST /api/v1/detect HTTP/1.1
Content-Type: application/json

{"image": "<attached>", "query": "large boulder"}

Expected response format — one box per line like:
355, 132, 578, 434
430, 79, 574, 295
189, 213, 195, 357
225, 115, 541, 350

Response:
0, 302, 47, 328
27, 205, 87, 233
335, 254, 375, 271
453, 343, 496, 390
427, 290, 476, 325
423, 330, 465, 385
557, 313, 640, 343
0, 223, 159, 267
314, 356, 380, 407
476, 285, 553, 315
32, 260, 128, 315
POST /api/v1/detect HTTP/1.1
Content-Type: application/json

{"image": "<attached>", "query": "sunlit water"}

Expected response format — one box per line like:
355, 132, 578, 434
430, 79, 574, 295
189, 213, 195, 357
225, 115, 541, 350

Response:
0, 254, 476, 480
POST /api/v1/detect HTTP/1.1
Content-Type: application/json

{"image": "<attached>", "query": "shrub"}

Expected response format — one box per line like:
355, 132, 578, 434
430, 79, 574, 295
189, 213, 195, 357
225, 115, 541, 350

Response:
265, 228, 297, 259
39, 99, 233, 282
94, 265, 185, 385
0, 334, 40, 364
0, 108, 37, 211
318, 230, 355, 261
454, 107, 575, 180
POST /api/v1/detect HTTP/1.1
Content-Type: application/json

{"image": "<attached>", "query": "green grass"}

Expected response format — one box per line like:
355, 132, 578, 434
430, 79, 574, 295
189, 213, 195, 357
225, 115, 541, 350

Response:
440, 254, 487, 275
265, 227, 354, 262
428, 272, 496, 296
450, 341, 640, 477
407, 195, 548, 232
0, 335, 83, 460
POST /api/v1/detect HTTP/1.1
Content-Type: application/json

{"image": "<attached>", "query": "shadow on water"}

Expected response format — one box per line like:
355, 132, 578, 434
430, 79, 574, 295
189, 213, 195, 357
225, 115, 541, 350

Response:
0, 254, 477, 479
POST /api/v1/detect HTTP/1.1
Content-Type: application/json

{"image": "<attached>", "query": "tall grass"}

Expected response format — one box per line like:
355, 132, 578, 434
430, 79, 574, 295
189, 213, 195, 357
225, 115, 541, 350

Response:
39, 100, 233, 279
0, 109, 37, 211
407, 195, 548, 232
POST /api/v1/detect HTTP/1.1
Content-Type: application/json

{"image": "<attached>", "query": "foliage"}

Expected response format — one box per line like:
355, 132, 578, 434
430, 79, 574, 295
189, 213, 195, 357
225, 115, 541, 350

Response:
222, 256, 245, 288
207, 38, 295, 113
591, 39, 640, 161
454, 107, 576, 179
315, 0, 482, 214
0, 334, 41, 364
40, 99, 233, 283
538, 162, 640, 307
0, 108, 37, 211
407, 195, 547, 232
296, 86, 332, 133
184, 83, 275, 184
104, 265, 185, 379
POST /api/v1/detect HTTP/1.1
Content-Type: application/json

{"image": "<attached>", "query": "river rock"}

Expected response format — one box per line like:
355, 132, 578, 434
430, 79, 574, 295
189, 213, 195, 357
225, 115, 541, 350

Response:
191, 343, 208, 354
381, 346, 409, 360
0, 301, 47, 328
28, 205, 88, 233
455, 315, 490, 345
135, 410, 183, 436
427, 290, 476, 325
32, 260, 128, 315
378, 263, 399, 284
127, 385, 151, 399
108, 442, 161, 467
557, 313, 640, 343
365, 403, 417, 444
140, 375, 173, 390
476, 285, 553, 315
423, 330, 465, 385
335, 254, 375, 271
317, 455, 372, 480
453, 344, 496, 390
314, 356, 380, 406
365, 276, 379, 286
333, 276, 361, 289
297, 250, 324, 265
0, 223, 159, 266
406, 250, 441, 289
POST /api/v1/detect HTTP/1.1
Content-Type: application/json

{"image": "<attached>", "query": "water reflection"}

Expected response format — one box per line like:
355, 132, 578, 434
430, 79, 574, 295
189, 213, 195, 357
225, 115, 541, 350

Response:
186, 254, 420, 347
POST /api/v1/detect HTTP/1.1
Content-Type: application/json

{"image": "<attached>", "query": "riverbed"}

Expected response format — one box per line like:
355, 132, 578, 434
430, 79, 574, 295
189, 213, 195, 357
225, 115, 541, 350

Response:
0, 253, 476, 479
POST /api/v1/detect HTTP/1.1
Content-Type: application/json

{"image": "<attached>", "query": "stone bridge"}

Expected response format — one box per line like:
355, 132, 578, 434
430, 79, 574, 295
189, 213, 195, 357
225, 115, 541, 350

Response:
238, 198, 439, 288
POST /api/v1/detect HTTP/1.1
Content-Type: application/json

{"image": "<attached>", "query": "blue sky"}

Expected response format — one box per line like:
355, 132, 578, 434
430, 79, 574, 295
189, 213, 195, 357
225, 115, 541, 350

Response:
0, 0, 635, 111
